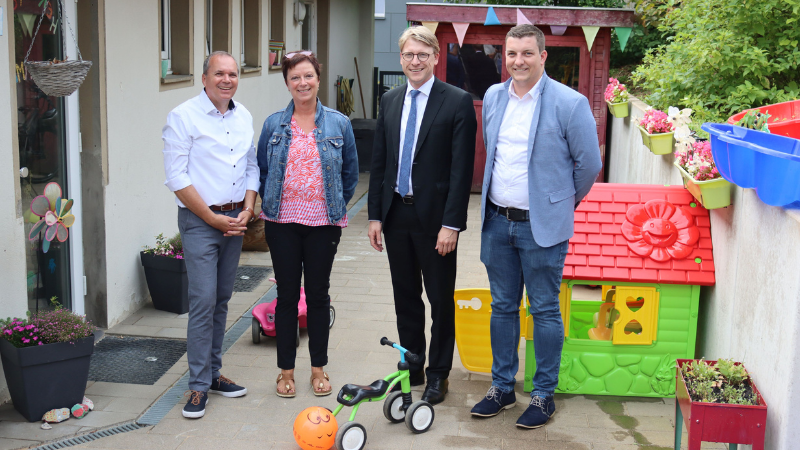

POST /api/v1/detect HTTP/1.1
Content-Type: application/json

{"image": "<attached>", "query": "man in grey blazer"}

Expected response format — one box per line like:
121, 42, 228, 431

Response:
470, 24, 602, 429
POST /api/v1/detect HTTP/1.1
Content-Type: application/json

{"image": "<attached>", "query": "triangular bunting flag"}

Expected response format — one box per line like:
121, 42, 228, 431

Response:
516, 9, 532, 25
421, 22, 438, 35
452, 23, 470, 47
582, 26, 600, 51
615, 27, 632, 52
484, 7, 501, 26
550, 25, 567, 36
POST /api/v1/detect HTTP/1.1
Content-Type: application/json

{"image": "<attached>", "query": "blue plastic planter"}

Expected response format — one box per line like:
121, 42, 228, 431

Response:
701, 123, 800, 207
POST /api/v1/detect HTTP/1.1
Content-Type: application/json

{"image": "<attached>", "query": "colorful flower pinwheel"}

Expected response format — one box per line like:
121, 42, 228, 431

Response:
28, 182, 75, 253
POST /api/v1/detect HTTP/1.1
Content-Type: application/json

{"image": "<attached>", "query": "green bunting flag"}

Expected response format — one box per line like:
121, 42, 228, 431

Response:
615, 27, 632, 52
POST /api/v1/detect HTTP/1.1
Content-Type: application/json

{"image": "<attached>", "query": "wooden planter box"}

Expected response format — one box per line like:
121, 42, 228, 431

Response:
0, 335, 94, 422
140, 252, 189, 314
674, 359, 767, 450
675, 163, 732, 209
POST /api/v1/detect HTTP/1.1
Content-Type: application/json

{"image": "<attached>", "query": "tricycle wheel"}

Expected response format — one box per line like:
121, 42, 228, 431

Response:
251, 317, 260, 344
383, 391, 405, 423
329, 305, 336, 329
405, 401, 434, 434
335, 421, 366, 450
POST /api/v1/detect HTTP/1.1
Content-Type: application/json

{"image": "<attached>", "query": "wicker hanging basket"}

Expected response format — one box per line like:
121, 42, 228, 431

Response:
23, 0, 92, 97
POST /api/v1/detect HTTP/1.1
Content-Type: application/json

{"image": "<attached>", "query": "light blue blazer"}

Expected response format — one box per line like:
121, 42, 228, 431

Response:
480, 74, 602, 248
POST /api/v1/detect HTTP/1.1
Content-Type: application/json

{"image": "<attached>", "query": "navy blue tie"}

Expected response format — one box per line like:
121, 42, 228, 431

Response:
398, 90, 420, 198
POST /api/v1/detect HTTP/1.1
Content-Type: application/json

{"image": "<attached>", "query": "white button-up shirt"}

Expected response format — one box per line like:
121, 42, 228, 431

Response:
488, 78, 543, 210
162, 89, 260, 208
395, 76, 434, 197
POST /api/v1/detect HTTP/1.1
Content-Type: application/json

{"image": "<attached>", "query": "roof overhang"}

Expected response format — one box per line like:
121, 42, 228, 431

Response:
406, 3, 637, 28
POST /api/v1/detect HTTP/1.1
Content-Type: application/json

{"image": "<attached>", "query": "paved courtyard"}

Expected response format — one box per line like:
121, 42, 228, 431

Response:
0, 176, 726, 450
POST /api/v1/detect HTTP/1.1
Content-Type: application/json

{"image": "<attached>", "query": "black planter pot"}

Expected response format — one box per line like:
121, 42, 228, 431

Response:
0, 335, 94, 422
140, 251, 189, 314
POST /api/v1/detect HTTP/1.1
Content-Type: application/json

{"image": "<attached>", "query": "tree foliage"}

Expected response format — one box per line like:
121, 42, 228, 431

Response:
632, 0, 800, 128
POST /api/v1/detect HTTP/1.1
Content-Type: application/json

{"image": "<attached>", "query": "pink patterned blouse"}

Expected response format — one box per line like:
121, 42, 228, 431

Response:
259, 118, 348, 227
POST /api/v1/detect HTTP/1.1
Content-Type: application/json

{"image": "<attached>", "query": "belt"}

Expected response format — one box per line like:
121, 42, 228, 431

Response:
209, 201, 244, 212
394, 193, 414, 205
488, 200, 529, 221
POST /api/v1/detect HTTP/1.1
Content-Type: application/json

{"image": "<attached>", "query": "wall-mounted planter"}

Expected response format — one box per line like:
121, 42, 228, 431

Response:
701, 123, 800, 208
638, 126, 674, 155
674, 163, 731, 209
607, 101, 629, 119
674, 359, 767, 450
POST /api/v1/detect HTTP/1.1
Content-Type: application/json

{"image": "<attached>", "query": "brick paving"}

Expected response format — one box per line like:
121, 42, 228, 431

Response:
0, 176, 725, 450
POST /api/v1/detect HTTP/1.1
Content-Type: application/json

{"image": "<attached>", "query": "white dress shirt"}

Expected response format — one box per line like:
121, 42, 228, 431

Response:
395, 76, 435, 197
162, 89, 260, 208
488, 78, 543, 210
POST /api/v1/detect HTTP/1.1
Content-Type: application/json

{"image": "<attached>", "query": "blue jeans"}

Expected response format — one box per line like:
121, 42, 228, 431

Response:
480, 206, 568, 397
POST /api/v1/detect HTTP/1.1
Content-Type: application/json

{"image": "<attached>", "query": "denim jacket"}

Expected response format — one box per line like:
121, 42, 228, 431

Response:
257, 99, 358, 224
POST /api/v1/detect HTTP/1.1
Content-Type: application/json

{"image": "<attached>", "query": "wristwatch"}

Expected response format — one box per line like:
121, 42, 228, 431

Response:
243, 206, 256, 223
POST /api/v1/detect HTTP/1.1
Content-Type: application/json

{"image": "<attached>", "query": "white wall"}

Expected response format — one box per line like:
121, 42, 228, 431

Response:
326, 0, 374, 119
609, 96, 800, 450
101, 0, 295, 326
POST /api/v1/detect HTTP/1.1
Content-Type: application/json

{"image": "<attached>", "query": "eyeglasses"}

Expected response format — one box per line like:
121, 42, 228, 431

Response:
401, 52, 432, 62
285, 51, 313, 59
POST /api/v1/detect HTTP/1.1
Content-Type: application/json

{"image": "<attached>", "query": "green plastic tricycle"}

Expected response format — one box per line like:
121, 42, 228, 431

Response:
331, 337, 435, 450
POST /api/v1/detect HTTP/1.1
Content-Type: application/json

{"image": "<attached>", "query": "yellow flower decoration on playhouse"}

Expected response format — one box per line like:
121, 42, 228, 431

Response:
28, 182, 75, 253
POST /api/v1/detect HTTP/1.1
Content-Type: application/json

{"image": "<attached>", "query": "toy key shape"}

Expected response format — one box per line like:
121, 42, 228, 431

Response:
456, 297, 482, 310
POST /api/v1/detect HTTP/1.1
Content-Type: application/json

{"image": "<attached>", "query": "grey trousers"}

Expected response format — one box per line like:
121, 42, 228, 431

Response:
178, 207, 243, 392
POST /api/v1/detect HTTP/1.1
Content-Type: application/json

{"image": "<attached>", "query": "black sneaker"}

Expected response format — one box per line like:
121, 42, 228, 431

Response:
182, 390, 208, 419
470, 386, 516, 417
516, 395, 555, 429
210, 375, 248, 398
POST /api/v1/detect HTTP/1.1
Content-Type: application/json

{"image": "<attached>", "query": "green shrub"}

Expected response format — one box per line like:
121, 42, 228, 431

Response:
633, 0, 800, 132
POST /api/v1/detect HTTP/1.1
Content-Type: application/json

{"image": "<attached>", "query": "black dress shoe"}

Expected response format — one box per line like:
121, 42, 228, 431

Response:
421, 378, 448, 405
391, 371, 425, 392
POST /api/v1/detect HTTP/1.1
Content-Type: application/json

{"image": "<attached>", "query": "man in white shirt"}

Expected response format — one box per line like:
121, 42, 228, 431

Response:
470, 25, 602, 428
162, 51, 259, 419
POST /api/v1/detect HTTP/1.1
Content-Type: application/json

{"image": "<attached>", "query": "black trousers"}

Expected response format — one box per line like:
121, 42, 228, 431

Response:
383, 195, 457, 380
263, 220, 341, 369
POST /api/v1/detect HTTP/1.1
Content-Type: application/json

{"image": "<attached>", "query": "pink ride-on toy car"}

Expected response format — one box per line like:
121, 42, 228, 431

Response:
251, 278, 336, 347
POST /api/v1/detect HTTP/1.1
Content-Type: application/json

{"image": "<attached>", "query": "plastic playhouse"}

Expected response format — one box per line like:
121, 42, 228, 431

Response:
454, 183, 716, 397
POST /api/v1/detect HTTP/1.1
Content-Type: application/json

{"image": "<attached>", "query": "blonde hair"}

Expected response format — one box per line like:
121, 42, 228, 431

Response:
398, 26, 440, 54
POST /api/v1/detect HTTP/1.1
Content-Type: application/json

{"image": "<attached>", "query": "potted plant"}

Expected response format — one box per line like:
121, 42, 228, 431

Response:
638, 108, 675, 155
675, 358, 767, 450
140, 233, 188, 314
0, 300, 96, 422
674, 140, 732, 209
604, 77, 630, 118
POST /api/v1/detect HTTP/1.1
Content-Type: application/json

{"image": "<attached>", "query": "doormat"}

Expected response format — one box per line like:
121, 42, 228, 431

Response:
88, 337, 186, 385
233, 266, 272, 292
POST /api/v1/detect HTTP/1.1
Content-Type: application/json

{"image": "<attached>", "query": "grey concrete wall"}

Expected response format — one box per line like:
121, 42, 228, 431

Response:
609, 96, 800, 450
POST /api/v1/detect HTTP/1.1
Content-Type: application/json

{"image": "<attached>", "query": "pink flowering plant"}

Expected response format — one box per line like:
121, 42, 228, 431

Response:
639, 109, 675, 134
604, 77, 629, 104
143, 233, 184, 259
1, 298, 95, 348
675, 140, 721, 181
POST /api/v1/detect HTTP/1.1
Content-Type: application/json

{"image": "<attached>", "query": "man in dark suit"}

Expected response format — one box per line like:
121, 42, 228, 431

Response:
368, 26, 477, 405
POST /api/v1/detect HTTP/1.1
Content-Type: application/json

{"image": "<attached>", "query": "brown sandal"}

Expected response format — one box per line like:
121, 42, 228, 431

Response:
276, 373, 296, 398
310, 371, 332, 397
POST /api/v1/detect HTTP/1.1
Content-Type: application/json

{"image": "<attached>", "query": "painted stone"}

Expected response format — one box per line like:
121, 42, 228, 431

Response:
584, 377, 606, 394
616, 355, 642, 367
605, 367, 635, 395
570, 359, 588, 382
628, 365, 640, 375
640, 356, 662, 377
630, 375, 653, 394
580, 353, 615, 378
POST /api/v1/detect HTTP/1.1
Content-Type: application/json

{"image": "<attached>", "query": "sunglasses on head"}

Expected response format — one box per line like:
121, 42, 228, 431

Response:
285, 51, 313, 59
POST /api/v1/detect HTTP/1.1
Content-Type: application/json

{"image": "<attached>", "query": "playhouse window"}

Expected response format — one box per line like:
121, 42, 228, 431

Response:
445, 43, 502, 100
544, 46, 580, 91
565, 284, 660, 345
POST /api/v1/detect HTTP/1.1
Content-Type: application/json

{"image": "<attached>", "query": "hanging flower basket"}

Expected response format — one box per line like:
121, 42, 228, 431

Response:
638, 126, 675, 155
674, 163, 731, 209
607, 101, 629, 119
23, 0, 92, 97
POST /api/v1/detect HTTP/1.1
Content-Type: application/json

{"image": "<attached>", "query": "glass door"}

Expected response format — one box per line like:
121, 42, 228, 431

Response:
14, 0, 82, 313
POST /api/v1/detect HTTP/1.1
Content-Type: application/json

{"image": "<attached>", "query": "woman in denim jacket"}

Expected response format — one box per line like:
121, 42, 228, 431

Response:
256, 51, 358, 398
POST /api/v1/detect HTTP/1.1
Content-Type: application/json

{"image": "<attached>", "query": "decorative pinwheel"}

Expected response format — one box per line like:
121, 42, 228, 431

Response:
28, 182, 75, 253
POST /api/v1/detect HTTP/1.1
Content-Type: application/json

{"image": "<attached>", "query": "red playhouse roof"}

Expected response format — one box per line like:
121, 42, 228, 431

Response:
565, 184, 715, 286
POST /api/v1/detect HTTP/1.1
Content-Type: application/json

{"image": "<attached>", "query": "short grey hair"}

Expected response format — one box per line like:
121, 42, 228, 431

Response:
203, 51, 238, 75
398, 26, 440, 54
507, 24, 546, 53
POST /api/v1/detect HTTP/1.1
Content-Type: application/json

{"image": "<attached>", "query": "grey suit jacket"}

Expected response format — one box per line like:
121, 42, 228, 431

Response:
480, 74, 602, 248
